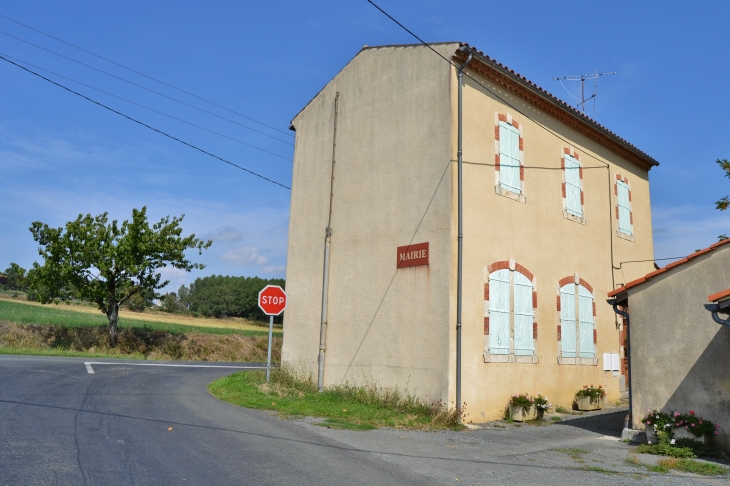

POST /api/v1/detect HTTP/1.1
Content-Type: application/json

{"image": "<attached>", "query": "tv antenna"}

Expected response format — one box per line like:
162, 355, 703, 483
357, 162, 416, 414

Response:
553, 70, 617, 116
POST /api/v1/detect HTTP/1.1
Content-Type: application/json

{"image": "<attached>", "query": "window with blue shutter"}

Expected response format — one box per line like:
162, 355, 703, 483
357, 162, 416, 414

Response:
578, 284, 595, 358
488, 269, 510, 355
617, 180, 632, 235
560, 284, 577, 358
499, 122, 521, 194
513, 273, 534, 356
564, 154, 582, 217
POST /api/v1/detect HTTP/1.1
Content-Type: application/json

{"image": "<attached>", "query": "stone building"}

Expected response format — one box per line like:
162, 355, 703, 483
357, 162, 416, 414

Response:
283, 42, 659, 421
608, 239, 730, 447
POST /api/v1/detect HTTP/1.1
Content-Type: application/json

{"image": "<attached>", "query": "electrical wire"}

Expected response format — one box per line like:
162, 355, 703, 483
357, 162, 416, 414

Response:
0, 55, 291, 190
0, 13, 293, 137
0, 52, 291, 161
0, 29, 293, 145
366, 0, 624, 288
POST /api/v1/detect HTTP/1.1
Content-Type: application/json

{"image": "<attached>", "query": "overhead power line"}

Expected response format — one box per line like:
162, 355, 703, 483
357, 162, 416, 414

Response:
364, 0, 620, 169
0, 29, 293, 145
0, 52, 291, 161
0, 55, 291, 190
0, 13, 293, 137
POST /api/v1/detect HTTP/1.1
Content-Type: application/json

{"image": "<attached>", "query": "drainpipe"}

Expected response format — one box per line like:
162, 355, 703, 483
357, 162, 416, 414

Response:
704, 303, 730, 327
607, 298, 632, 428
456, 50, 472, 418
318, 92, 339, 391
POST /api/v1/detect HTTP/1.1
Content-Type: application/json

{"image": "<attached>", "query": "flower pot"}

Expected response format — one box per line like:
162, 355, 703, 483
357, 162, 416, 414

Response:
673, 427, 708, 444
575, 396, 605, 411
509, 405, 537, 422
645, 427, 658, 444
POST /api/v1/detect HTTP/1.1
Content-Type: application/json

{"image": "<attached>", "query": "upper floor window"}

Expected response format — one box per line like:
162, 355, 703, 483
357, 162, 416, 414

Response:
615, 174, 634, 240
557, 276, 597, 365
484, 260, 537, 363
562, 148, 584, 223
494, 113, 525, 203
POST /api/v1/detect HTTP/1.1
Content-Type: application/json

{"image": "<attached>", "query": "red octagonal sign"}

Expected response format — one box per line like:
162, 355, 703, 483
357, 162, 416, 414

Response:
258, 285, 287, 316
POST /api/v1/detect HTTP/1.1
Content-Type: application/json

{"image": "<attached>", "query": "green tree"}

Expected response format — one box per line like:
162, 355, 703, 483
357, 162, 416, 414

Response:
28, 207, 211, 346
162, 292, 179, 313
3, 263, 27, 291
716, 158, 730, 211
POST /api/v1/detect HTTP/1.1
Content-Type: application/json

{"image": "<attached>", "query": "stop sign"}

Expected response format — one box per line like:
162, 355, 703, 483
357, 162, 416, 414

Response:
258, 285, 287, 316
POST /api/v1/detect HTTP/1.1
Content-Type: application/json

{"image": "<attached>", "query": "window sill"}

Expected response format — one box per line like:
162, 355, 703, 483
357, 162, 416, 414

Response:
563, 210, 586, 225
557, 356, 598, 366
495, 185, 526, 204
484, 353, 539, 364
616, 230, 635, 242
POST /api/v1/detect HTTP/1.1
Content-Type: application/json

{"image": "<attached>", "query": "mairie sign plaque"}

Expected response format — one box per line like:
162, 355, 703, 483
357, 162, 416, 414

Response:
397, 242, 429, 268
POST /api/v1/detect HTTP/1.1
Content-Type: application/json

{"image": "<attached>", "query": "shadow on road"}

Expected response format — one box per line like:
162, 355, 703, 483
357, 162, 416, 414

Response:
555, 410, 626, 437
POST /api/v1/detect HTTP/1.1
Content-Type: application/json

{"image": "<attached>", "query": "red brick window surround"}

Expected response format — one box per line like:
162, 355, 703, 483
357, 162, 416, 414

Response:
562, 147, 585, 225
494, 113, 526, 203
614, 173, 634, 241
556, 274, 598, 366
484, 258, 538, 364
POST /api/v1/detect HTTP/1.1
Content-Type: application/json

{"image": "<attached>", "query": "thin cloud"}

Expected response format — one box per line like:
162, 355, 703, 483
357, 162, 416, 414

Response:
221, 245, 268, 266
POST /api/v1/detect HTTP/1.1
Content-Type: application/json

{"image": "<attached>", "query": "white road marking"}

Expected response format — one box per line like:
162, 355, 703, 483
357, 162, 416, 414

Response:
83, 361, 263, 374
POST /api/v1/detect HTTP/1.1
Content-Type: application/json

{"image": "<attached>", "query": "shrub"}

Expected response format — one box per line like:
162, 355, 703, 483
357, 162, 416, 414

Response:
509, 393, 534, 414
534, 394, 551, 412
642, 408, 720, 440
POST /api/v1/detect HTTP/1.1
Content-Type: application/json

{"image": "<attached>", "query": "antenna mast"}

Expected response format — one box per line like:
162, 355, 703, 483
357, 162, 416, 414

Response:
553, 70, 617, 115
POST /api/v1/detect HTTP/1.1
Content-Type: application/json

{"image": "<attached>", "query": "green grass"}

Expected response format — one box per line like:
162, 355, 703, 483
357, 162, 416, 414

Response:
625, 455, 669, 473
571, 465, 621, 475
0, 300, 276, 337
208, 369, 463, 431
314, 418, 377, 431
0, 347, 145, 359
550, 415, 562, 422
635, 443, 696, 458
657, 458, 728, 476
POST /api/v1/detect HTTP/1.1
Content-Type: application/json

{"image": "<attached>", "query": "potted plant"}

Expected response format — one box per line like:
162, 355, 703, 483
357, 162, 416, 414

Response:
534, 394, 551, 420
574, 385, 606, 411
508, 393, 536, 422
642, 409, 720, 445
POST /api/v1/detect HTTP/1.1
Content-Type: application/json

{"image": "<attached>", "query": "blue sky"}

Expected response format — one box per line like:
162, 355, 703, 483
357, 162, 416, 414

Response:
1, 0, 728, 291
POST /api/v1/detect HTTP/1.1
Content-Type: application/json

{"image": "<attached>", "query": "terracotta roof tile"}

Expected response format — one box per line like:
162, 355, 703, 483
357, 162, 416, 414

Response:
709, 288, 730, 303
608, 238, 730, 297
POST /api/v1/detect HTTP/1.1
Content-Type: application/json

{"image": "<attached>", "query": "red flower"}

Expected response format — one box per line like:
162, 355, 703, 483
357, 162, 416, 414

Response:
689, 410, 695, 415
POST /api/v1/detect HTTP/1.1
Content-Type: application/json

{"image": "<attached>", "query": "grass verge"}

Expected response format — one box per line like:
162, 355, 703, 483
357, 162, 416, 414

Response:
208, 368, 463, 431
0, 321, 281, 362
657, 458, 727, 476
0, 300, 279, 337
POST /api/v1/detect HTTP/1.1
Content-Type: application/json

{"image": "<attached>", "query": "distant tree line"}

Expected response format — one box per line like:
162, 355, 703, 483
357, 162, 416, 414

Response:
160, 275, 285, 322
1, 263, 29, 292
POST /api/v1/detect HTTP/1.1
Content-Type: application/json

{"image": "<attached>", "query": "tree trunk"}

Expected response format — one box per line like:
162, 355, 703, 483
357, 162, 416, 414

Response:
107, 304, 120, 347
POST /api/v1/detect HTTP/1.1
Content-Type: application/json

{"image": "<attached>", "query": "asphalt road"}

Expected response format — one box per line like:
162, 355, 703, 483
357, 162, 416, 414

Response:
0, 355, 440, 486
2, 355, 728, 485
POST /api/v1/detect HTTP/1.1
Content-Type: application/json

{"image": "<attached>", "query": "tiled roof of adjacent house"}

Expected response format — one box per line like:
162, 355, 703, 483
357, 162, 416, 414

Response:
608, 239, 730, 297
709, 287, 730, 303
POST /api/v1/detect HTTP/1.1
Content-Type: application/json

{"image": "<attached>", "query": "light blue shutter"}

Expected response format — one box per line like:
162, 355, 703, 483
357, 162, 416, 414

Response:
514, 272, 534, 356
617, 181, 632, 235
489, 269, 510, 355
560, 284, 576, 358
564, 155, 582, 217
499, 122, 521, 193
578, 285, 595, 358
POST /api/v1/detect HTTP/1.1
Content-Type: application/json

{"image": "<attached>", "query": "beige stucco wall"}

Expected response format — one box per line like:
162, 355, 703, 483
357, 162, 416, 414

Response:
282, 44, 459, 402
451, 65, 656, 421
283, 43, 658, 421
626, 245, 730, 449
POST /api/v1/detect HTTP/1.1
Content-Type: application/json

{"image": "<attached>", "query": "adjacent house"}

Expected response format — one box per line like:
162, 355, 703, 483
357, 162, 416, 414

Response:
282, 42, 659, 421
607, 239, 730, 448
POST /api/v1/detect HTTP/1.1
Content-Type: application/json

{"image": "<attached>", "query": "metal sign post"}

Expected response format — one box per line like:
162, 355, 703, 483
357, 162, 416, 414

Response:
258, 285, 287, 382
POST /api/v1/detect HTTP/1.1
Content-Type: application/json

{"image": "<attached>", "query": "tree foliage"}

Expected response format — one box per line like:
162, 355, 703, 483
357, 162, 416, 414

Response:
182, 275, 285, 322
3, 263, 27, 291
716, 158, 730, 211
28, 207, 211, 345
